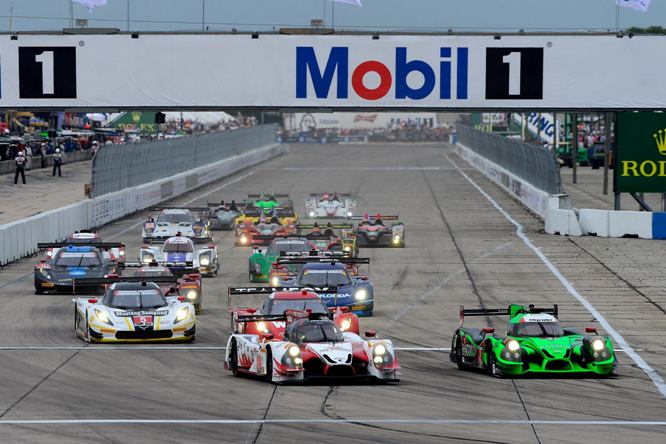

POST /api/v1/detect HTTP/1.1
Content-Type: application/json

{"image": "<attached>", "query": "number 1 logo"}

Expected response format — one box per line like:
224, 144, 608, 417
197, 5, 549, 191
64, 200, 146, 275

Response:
485, 47, 543, 100
18, 46, 76, 99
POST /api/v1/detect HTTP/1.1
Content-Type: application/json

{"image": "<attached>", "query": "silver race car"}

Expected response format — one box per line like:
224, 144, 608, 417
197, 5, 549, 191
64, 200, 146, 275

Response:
142, 207, 210, 242
140, 235, 219, 277
305, 193, 356, 218
73, 276, 196, 343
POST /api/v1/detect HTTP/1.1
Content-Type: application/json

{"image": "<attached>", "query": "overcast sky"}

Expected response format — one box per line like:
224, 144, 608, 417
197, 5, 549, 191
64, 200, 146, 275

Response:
0, 0, 665, 33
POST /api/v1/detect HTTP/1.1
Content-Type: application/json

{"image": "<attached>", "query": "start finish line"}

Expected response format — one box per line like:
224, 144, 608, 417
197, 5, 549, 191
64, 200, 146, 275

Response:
0, 33, 664, 110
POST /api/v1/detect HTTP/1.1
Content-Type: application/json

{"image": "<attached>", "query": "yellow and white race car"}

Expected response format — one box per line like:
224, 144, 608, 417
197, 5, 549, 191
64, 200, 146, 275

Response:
73, 276, 196, 343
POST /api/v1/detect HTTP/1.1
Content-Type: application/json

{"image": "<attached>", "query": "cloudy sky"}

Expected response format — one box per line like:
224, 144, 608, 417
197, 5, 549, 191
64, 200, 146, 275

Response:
0, 0, 664, 33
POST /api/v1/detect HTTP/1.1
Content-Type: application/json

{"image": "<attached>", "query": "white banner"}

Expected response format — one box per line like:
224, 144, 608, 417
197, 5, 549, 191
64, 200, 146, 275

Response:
0, 34, 665, 109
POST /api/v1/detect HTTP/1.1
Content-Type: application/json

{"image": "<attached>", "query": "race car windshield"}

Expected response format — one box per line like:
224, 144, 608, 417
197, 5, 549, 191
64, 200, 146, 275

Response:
163, 242, 194, 253
300, 270, 351, 287
291, 322, 344, 344
54, 252, 101, 267
509, 322, 564, 338
109, 290, 166, 309
269, 299, 328, 315
157, 213, 193, 224
267, 242, 310, 256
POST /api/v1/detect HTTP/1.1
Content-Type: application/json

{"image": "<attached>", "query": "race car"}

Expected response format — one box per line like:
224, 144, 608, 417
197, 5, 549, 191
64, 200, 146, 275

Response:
249, 193, 294, 213
305, 193, 356, 218
140, 235, 219, 277
224, 309, 400, 383
142, 207, 210, 242
450, 304, 616, 377
234, 207, 298, 232
45, 230, 126, 264
351, 213, 405, 248
297, 223, 358, 256
122, 262, 204, 313
207, 200, 245, 230
34, 243, 123, 294
277, 258, 373, 316
268, 251, 361, 287
248, 237, 316, 282
227, 287, 360, 337
235, 214, 298, 247
73, 276, 196, 343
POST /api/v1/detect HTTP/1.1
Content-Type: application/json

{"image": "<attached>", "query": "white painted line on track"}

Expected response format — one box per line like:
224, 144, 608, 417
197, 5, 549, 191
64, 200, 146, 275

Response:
282, 167, 447, 171
445, 153, 666, 398
0, 418, 664, 426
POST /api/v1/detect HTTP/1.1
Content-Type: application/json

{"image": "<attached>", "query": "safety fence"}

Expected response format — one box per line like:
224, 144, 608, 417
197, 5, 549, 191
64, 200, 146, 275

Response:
0, 141, 285, 265
457, 125, 562, 195
92, 124, 278, 197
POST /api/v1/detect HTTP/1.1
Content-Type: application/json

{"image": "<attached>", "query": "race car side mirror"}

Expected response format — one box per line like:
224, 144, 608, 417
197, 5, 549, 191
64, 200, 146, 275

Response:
246, 308, 257, 314
177, 296, 186, 302
585, 327, 598, 334
482, 327, 495, 335
40, 259, 46, 263
338, 306, 350, 313
88, 298, 97, 303
365, 329, 377, 338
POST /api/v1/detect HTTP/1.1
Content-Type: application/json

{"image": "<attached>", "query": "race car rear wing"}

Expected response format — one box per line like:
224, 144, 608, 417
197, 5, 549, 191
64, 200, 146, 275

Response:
459, 304, 559, 327
275, 256, 369, 265
309, 193, 353, 197
143, 236, 214, 245
227, 286, 343, 307
248, 193, 290, 199
297, 224, 353, 230
148, 207, 210, 213
120, 261, 194, 269
37, 242, 125, 250
349, 215, 399, 221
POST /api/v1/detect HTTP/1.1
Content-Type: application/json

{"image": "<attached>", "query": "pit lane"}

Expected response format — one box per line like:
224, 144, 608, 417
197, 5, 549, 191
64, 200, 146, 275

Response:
0, 143, 664, 443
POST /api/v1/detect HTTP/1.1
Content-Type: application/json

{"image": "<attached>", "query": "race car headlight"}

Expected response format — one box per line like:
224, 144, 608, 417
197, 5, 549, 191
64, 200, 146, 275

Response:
281, 344, 303, 369
94, 309, 113, 326
270, 276, 280, 286
240, 235, 248, 244
257, 321, 270, 334
347, 211, 353, 217
591, 338, 605, 351
175, 307, 189, 323
308, 211, 315, 218
340, 318, 352, 331
199, 255, 210, 266
374, 343, 386, 356
506, 339, 520, 352
38, 267, 52, 278
354, 288, 368, 301
344, 246, 351, 252
288, 345, 300, 357
372, 342, 393, 368
142, 253, 154, 264
186, 290, 197, 301
392, 234, 401, 244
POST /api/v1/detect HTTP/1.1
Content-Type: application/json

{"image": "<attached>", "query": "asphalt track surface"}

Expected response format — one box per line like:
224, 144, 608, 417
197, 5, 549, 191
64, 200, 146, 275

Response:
0, 143, 664, 443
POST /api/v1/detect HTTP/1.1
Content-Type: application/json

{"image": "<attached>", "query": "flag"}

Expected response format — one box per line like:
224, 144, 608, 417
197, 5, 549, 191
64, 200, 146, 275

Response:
617, 0, 651, 12
72, 0, 108, 12
332, 0, 363, 6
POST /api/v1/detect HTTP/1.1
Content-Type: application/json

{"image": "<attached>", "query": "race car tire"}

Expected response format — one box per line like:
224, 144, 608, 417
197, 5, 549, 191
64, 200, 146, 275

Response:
194, 304, 202, 315
229, 340, 239, 376
214, 260, 219, 276
85, 314, 91, 343
486, 346, 502, 378
453, 335, 465, 370
35, 287, 44, 295
265, 348, 274, 383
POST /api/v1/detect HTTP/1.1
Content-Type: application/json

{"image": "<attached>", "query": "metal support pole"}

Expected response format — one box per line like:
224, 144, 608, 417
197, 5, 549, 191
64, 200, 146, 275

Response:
521, 112, 526, 142
552, 112, 557, 153
537, 113, 541, 143
613, 111, 621, 210
603, 112, 610, 195
572, 113, 578, 184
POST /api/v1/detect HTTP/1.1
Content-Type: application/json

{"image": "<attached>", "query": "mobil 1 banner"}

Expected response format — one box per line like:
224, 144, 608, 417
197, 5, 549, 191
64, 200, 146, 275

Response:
0, 34, 665, 109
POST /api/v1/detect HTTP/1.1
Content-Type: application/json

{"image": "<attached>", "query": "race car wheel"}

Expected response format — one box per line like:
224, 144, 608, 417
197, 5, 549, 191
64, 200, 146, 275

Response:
214, 260, 219, 276
85, 314, 91, 343
35, 286, 44, 295
486, 346, 502, 378
265, 348, 274, 383
229, 340, 239, 376
194, 304, 202, 315
453, 335, 464, 370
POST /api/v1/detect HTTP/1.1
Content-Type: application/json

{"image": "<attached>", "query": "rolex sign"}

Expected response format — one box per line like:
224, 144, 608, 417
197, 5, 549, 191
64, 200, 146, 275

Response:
616, 112, 666, 193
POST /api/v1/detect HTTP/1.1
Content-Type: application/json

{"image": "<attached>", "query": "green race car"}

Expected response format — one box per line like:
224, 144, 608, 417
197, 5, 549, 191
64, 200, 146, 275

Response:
248, 237, 315, 283
247, 193, 293, 217
450, 304, 616, 377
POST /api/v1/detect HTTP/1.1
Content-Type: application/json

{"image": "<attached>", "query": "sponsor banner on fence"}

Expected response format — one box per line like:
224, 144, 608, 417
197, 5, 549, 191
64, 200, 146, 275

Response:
1, 35, 666, 109
616, 112, 666, 193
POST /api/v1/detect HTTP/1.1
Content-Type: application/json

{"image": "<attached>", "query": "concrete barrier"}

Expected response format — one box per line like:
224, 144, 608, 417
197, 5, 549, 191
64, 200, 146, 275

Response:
0, 143, 286, 265
608, 211, 652, 239
579, 209, 610, 237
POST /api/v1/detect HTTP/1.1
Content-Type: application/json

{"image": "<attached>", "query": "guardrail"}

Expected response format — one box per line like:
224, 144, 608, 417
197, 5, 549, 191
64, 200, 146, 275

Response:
92, 124, 277, 197
0, 141, 286, 265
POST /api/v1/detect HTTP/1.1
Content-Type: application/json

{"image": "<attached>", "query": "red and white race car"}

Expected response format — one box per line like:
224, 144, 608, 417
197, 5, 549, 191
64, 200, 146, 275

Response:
224, 288, 400, 383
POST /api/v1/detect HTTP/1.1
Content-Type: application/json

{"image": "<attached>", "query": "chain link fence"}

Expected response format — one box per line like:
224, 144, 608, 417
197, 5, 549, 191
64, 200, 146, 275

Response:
457, 124, 562, 194
91, 124, 277, 197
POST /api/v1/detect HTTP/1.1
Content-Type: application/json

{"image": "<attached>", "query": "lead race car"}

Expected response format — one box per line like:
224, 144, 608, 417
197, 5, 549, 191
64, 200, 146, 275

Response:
351, 213, 405, 248
305, 193, 356, 218
140, 234, 219, 277
73, 276, 196, 343
450, 304, 616, 377
34, 243, 123, 294
142, 207, 210, 242
224, 308, 399, 383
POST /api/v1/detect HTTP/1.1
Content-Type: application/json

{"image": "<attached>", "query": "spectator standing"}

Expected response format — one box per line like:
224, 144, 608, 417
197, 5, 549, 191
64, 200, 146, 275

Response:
14, 150, 26, 185
52, 148, 63, 177
40, 143, 47, 168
